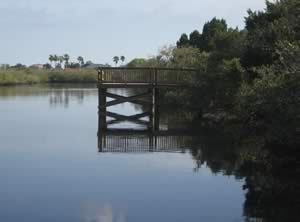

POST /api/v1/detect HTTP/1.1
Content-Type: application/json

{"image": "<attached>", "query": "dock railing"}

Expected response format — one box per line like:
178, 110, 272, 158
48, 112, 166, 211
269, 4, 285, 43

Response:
97, 67, 199, 86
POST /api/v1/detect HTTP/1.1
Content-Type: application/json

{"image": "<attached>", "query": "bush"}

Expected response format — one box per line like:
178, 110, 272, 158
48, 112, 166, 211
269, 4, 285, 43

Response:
235, 69, 300, 145
48, 69, 97, 83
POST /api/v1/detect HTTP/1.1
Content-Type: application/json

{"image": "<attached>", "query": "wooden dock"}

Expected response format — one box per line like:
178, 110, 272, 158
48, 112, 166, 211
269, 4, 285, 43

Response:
97, 67, 199, 88
97, 67, 199, 153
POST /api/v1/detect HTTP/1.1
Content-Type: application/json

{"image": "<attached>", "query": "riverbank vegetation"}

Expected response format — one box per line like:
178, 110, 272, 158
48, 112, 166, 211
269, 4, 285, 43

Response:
0, 69, 97, 85
0, 53, 109, 85
129, 0, 300, 147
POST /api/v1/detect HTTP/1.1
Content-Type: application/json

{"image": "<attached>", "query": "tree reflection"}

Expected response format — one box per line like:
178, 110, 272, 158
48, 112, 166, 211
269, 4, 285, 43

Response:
240, 143, 299, 222
49, 89, 84, 108
186, 125, 299, 222
49, 86, 97, 108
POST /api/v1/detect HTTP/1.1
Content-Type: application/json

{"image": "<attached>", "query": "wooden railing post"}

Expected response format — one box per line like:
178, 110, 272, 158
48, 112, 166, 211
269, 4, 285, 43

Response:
154, 88, 160, 131
98, 87, 107, 130
154, 68, 158, 86
150, 68, 154, 85
97, 69, 101, 82
98, 69, 104, 83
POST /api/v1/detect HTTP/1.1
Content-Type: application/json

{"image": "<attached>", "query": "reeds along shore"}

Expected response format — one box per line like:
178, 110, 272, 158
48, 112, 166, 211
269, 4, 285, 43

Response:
0, 69, 98, 85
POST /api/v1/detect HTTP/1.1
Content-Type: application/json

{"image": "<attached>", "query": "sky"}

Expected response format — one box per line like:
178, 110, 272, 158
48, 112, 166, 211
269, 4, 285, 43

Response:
0, 0, 266, 66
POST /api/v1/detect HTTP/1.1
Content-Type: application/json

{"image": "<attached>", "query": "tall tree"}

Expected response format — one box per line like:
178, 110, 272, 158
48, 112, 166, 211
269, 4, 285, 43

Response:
113, 56, 119, 66
189, 30, 202, 48
48, 55, 54, 68
241, 0, 300, 69
127, 58, 147, 67
53, 55, 58, 67
200, 17, 228, 51
77, 56, 84, 67
176, 17, 245, 66
120, 56, 125, 64
63, 54, 70, 68
176, 33, 190, 48
58, 56, 64, 66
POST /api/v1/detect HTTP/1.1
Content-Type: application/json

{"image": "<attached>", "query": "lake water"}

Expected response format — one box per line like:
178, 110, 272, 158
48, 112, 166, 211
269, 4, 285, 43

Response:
0, 84, 285, 222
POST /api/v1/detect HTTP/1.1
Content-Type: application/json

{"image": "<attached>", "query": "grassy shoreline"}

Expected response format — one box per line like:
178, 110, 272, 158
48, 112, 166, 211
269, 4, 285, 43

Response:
0, 69, 98, 86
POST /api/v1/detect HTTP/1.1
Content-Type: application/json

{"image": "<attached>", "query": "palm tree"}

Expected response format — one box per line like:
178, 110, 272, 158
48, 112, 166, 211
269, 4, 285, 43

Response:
53, 55, 59, 67
63, 54, 70, 68
120, 56, 125, 65
49, 55, 54, 68
113, 56, 119, 66
77, 56, 84, 67
58, 56, 64, 66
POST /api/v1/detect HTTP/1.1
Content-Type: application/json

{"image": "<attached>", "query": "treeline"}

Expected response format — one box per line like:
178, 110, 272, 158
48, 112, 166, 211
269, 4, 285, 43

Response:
0, 54, 111, 84
1, 54, 110, 70
48, 54, 104, 69
127, 0, 300, 146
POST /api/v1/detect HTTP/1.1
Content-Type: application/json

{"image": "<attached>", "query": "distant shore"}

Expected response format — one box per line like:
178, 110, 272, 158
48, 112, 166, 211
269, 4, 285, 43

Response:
0, 69, 98, 86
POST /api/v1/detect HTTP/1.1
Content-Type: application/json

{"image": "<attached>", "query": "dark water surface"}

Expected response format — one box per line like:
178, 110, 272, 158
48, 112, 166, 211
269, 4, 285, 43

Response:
0, 85, 288, 222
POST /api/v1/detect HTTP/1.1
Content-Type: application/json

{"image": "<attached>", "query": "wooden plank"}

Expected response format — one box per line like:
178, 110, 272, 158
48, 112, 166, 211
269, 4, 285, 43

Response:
102, 128, 200, 136
102, 92, 151, 108
97, 83, 193, 88
104, 111, 150, 126
129, 112, 151, 119
105, 111, 151, 120
98, 67, 199, 72
106, 119, 149, 126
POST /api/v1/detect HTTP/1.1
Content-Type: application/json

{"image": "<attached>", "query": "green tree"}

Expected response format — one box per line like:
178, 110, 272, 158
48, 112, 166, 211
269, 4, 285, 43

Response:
172, 47, 209, 70
176, 33, 190, 48
236, 41, 300, 145
241, 0, 300, 70
127, 58, 146, 67
43, 63, 52, 69
189, 30, 201, 48
48, 55, 54, 68
63, 54, 70, 68
113, 56, 119, 66
176, 18, 245, 66
77, 56, 84, 67
199, 17, 228, 52
53, 55, 58, 67
11, 63, 26, 69
120, 56, 125, 64
58, 56, 64, 66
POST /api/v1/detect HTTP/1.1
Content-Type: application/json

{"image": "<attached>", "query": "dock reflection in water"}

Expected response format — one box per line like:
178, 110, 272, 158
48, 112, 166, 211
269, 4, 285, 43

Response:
97, 107, 196, 153
98, 129, 194, 153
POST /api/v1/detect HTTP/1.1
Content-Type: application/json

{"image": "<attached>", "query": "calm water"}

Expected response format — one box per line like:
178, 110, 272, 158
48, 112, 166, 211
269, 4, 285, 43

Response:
0, 85, 287, 222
